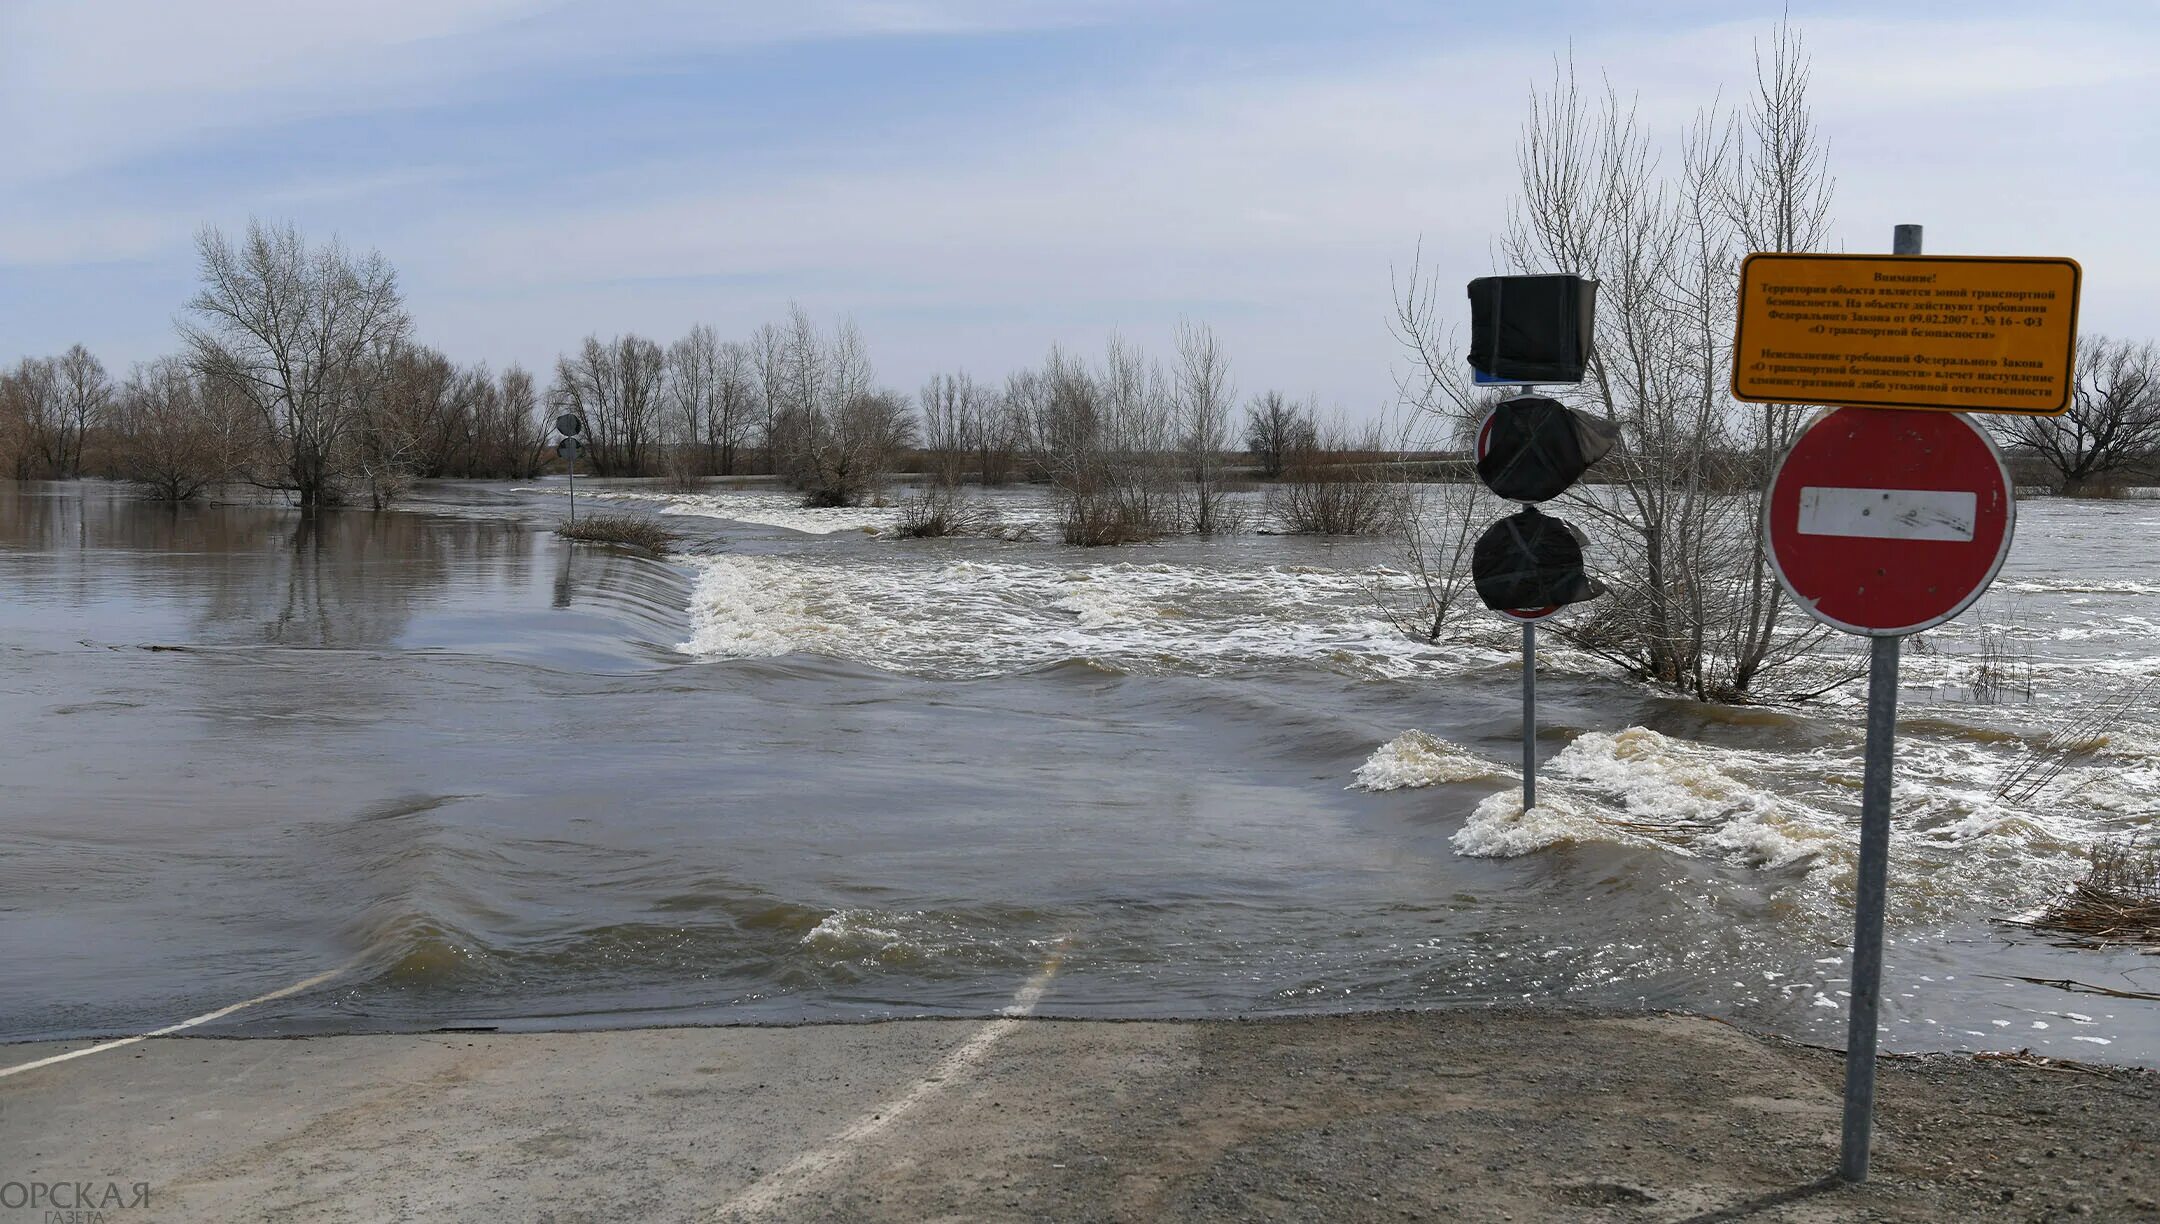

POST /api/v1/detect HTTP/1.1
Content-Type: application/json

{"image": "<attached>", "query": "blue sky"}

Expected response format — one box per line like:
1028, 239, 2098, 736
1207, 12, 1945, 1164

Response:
3, 1, 2156, 416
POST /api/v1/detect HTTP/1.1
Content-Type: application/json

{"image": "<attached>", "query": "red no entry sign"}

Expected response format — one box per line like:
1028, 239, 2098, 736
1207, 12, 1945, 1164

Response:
1765, 407, 2014, 637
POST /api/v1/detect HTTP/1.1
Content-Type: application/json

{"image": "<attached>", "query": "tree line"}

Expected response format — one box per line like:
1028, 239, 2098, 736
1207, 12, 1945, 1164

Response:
0, 221, 1367, 532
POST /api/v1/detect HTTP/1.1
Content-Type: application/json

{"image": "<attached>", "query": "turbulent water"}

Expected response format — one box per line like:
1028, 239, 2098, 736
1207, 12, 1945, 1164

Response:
2, 479, 2155, 1062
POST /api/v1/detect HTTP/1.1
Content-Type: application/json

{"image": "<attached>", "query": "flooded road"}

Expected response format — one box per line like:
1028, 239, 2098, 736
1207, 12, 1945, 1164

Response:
2, 479, 2155, 1062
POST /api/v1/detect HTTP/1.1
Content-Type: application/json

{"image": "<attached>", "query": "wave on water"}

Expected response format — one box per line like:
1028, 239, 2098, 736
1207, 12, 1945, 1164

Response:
1430, 727, 1829, 868
1360, 722, 2126, 923
1351, 731, 1509, 791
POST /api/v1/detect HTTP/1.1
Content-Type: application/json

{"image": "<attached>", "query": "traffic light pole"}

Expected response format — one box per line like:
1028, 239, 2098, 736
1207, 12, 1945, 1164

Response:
1521, 621, 1536, 810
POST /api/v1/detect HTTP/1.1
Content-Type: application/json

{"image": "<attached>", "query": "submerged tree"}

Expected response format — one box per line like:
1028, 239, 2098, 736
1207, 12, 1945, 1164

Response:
181, 221, 412, 510
111, 357, 242, 501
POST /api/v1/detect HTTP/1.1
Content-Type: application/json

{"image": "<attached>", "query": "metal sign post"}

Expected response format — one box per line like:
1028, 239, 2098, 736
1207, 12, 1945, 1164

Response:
1841, 224, 1916, 1184
1749, 223, 2043, 1184
556, 415, 586, 526
558, 437, 582, 524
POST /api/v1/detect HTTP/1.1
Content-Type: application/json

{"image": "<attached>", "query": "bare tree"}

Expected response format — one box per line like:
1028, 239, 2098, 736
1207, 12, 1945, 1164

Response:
48, 345, 111, 477
749, 321, 787, 474
473, 364, 545, 479
665, 325, 755, 479
2007, 335, 2160, 495
920, 371, 982, 487
769, 308, 912, 506
0, 358, 60, 479
1244, 390, 1317, 478
1173, 321, 1234, 533
180, 221, 411, 509
552, 334, 664, 476
975, 374, 1027, 486
1391, 18, 1839, 699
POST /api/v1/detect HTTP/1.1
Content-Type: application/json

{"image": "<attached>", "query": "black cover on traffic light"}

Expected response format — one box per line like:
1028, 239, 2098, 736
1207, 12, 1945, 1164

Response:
1471, 507, 1604, 612
1475, 396, 1619, 503
1466, 274, 1597, 383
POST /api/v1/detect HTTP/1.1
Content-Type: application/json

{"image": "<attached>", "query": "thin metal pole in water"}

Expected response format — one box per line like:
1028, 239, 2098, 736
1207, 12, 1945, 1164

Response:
1522, 621, 1537, 810
568, 454, 577, 525
1839, 632, 1900, 1182
1838, 221, 1921, 1184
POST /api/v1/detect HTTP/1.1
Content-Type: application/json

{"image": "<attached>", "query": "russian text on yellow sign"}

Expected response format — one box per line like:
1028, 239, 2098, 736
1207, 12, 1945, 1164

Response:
1732, 253, 2081, 416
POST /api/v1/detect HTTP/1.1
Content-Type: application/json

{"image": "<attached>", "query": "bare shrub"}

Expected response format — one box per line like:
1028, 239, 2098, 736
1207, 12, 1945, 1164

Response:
556, 513, 678, 553
1376, 479, 1490, 642
1273, 424, 1410, 535
891, 485, 1009, 539
112, 358, 241, 501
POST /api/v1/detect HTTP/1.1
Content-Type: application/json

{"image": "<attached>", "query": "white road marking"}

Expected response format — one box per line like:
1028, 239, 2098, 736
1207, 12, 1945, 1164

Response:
712, 937, 1072, 1221
0, 960, 357, 1081
1798, 486, 1976, 542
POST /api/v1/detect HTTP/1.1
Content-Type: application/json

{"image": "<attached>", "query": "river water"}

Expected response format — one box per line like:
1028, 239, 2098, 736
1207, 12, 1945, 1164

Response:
2, 479, 2155, 1062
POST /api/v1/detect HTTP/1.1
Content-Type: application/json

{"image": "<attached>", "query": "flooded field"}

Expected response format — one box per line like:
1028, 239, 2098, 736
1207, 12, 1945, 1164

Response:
2, 479, 2155, 1062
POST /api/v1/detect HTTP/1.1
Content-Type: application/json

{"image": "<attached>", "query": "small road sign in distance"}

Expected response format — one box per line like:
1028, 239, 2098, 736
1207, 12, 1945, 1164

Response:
1765, 407, 2013, 637
556, 413, 585, 437
1733, 254, 2080, 415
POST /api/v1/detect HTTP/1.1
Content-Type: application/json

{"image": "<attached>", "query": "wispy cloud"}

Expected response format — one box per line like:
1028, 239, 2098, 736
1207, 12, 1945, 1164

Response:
1, 2, 2155, 413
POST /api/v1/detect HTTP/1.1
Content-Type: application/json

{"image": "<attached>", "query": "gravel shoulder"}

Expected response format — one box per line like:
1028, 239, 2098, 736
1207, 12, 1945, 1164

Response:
4, 1010, 2156, 1222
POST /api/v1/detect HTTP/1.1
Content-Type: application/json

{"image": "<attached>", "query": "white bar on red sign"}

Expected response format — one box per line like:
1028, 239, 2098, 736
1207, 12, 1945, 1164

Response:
1796, 487, 1977, 543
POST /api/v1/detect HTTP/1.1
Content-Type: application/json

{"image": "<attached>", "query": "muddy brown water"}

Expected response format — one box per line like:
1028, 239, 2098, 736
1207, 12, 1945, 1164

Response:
1, 479, 2154, 1062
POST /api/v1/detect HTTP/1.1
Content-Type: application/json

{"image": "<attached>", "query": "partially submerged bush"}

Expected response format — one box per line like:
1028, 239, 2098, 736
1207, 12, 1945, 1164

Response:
556, 513, 677, 553
1272, 428, 1410, 535
1060, 490, 1174, 546
2027, 836, 2160, 945
892, 487, 1008, 539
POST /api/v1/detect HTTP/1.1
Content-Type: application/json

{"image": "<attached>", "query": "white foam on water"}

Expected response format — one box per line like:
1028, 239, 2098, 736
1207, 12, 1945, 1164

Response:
1452, 789, 1632, 858
1351, 731, 1508, 792
1543, 728, 1831, 869
801, 908, 907, 953
676, 553, 1508, 679
593, 489, 898, 534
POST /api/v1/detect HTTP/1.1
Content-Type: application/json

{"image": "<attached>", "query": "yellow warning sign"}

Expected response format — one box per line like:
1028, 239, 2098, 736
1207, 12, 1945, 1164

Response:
1733, 254, 2080, 415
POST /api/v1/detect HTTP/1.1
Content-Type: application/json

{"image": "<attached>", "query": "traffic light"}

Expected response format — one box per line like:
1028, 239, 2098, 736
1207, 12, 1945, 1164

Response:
1463, 274, 1611, 618
1466, 274, 1597, 384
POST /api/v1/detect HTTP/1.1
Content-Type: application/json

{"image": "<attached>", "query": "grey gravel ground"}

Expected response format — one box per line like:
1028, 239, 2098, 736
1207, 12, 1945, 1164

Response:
4, 1011, 2156, 1222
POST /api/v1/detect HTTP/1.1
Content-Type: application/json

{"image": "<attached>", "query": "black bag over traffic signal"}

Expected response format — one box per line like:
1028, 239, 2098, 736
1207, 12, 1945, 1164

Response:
1472, 508, 1605, 611
1474, 396, 1619, 504
1466, 274, 1597, 383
